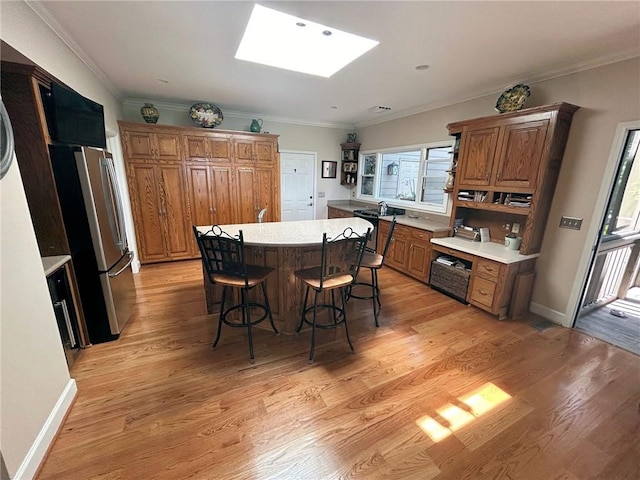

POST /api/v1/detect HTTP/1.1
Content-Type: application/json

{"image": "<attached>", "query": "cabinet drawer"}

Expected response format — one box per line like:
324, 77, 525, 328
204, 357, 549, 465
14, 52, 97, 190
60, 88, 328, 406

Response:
470, 277, 496, 308
394, 224, 412, 239
410, 228, 431, 242
475, 258, 500, 281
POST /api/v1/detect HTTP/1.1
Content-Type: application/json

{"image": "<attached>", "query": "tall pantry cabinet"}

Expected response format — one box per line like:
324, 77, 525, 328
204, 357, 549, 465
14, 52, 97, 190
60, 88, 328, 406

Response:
119, 122, 280, 264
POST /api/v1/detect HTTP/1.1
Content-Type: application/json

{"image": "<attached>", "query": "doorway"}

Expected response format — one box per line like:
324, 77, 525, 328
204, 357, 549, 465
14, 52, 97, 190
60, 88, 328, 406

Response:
280, 151, 316, 221
573, 122, 640, 354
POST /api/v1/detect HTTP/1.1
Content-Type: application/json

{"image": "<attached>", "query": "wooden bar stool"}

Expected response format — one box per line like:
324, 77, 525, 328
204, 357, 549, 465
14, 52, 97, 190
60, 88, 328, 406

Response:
193, 226, 278, 363
294, 227, 369, 363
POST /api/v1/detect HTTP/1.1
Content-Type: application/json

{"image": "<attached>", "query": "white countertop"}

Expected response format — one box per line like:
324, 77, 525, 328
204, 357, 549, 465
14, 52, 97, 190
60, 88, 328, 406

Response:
431, 237, 540, 264
196, 218, 373, 247
41, 255, 71, 276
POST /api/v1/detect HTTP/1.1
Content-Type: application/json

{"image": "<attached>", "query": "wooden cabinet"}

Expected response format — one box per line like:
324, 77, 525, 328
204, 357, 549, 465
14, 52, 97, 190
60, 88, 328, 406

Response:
121, 129, 181, 161
1, 62, 71, 256
127, 163, 192, 262
379, 220, 437, 283
340, 142, 360, 186
119, 122, 280, 264
431, 243, 535, 319
327, 206, 353, 219
447, 103, 578, 255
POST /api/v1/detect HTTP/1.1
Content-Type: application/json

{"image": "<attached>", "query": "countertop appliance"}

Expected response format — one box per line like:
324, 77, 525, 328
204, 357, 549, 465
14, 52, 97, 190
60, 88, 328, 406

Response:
49, 145, 135, 343
353, 206, 406, 250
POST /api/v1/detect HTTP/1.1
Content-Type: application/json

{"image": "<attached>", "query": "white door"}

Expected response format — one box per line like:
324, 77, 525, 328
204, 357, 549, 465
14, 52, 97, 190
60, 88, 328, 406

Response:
281, 151, 315, 221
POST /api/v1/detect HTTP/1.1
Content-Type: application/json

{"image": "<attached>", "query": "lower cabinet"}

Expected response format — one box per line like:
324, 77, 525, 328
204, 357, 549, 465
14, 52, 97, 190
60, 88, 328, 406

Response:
431, 243, 536, 319
327, 206, 353, 219
379, 220, 435, 284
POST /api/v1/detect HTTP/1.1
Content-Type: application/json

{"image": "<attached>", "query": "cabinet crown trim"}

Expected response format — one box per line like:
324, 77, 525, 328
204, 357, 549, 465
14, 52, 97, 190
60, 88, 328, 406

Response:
447, 102, 579, 134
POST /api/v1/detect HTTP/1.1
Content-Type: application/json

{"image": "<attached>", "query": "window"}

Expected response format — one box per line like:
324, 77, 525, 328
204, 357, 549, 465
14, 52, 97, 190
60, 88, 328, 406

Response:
358, 142, 453, 213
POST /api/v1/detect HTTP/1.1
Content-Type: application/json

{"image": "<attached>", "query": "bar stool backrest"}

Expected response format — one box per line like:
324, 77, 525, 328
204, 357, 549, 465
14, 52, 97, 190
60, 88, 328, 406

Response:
380, 216, 398, 261
318, 227, 370, 291
193, 226, 249, 288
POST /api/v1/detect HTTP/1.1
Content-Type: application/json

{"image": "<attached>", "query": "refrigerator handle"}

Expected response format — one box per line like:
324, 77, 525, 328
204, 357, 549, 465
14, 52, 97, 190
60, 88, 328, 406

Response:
109, 251, 134, 277
100, 156, 127, 251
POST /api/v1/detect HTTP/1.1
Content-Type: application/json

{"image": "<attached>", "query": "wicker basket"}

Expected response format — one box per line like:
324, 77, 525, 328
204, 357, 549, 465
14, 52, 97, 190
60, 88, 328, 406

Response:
429, 261, 470, 303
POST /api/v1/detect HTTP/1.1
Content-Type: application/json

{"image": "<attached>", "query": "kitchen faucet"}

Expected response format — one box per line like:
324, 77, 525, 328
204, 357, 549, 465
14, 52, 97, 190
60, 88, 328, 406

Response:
257, 208, 267, 223
378, 201, 388, 215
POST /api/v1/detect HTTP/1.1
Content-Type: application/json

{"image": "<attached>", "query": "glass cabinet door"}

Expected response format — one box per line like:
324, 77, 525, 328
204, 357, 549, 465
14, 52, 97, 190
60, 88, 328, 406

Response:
360, 154, 377, 196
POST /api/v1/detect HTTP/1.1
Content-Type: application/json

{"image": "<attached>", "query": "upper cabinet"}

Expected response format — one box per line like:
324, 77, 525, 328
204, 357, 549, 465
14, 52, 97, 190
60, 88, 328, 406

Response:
447, 103, 579, 255
122, 129, 181, 161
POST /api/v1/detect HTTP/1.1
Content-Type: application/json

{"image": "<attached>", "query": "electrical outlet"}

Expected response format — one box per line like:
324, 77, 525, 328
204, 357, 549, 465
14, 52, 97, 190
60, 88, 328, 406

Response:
559, 216, 583, 230
502, 223, 511, 231
512, 223, 520, 234
351, 191, 356, 198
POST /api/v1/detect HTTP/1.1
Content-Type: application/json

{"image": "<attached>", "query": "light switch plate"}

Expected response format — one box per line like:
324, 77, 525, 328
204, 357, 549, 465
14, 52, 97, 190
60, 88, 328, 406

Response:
512, 223, 520, 234
560, 216, 583, 230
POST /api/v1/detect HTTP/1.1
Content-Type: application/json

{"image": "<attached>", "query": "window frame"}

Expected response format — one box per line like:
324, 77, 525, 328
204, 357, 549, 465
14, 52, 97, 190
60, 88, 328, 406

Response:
357, 140, 454, 214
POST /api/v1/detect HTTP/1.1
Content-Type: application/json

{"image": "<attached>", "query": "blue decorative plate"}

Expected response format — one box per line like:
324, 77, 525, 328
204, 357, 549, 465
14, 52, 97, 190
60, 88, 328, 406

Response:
495, 84, 530, 113
189, 103, 223, 128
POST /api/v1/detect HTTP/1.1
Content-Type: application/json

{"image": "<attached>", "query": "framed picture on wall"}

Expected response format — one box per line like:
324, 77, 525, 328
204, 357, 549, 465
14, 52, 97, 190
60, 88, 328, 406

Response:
322, 161, 338, 178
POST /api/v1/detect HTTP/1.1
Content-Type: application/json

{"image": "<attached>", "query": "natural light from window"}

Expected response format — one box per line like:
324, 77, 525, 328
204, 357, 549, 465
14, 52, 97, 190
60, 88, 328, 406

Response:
235, 4, 379, 77
415, 382, 512, 442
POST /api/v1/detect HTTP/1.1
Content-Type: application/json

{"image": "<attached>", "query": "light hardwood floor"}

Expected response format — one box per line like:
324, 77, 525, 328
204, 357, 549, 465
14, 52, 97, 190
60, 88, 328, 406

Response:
37, 260, 640, 479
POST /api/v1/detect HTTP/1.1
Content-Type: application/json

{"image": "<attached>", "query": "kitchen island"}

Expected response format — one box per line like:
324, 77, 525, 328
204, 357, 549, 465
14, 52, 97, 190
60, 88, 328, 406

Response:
195, 218, 372, 334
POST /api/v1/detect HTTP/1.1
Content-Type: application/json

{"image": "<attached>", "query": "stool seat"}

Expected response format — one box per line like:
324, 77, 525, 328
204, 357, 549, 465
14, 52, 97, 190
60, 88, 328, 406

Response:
294, 266, 354, 290
360, 251, 384, 269
212, 265, 273, 288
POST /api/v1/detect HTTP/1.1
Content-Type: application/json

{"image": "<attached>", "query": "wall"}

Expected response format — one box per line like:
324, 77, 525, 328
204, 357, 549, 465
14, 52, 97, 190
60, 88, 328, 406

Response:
0, 1, 123, 476
122, 103, 352, 219
357, 57, 640, 325
0, 156, 74, 478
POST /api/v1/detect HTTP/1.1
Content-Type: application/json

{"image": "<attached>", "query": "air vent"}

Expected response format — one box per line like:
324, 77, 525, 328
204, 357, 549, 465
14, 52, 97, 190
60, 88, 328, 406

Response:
368, 105, 392, 113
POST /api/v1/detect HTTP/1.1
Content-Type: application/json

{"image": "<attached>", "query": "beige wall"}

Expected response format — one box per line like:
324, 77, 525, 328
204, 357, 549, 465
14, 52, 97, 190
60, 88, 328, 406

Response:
357, 57, 640, 324
0, 157, 71, 477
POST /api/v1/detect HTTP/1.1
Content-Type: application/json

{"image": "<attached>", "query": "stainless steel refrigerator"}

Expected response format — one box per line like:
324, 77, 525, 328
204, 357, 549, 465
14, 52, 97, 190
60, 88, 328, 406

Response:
50, 144, 135, 343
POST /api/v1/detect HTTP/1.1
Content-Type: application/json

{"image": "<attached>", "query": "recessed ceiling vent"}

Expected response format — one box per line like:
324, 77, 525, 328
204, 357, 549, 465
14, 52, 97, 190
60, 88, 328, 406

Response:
368, 105, 392, 113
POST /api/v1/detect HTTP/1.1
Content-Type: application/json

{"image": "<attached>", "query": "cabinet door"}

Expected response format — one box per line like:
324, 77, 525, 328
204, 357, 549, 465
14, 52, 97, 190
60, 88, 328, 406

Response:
493, 120, 549, 189
233, 138, 255, 163
209, 137, 232, 163
158, 165, 192, 258
407, 230, 432, 281
185, 164, 215, 228
255, 167, 279, 222
184, 136, 209, 161
211, 166, 235, 225
457, 126, 500, 186
124, 131, 155, 159
235, 166, 258, 223
387, 226, 410, 270
155, 134, 181, 160
255, 140, 276, 164
128, 163, 166, 262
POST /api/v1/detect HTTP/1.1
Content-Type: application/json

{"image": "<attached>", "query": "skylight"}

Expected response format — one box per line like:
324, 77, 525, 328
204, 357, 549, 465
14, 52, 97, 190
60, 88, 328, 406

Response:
235, 4, 379, 78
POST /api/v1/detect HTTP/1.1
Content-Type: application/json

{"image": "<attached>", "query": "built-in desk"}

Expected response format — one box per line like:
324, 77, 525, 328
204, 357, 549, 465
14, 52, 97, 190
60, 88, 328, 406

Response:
430, 237, 539, 319
195, 218, 372, 334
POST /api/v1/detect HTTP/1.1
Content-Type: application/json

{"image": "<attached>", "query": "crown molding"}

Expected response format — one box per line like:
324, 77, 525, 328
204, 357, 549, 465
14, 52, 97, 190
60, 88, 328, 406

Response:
122, 98, 354, 130
356, 49, 640, 128
26, 1, 122, 99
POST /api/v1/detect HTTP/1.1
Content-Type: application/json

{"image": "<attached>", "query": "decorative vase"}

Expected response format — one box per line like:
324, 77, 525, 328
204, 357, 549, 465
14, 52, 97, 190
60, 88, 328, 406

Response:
250, 118, 263, 133
140, 103, 159, 124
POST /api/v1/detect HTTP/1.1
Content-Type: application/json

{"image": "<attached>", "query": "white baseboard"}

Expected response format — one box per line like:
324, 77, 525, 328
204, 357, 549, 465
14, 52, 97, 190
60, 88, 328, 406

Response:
132, 258, 141, 274
529, 301, 570, 327
13, 379, 77, 480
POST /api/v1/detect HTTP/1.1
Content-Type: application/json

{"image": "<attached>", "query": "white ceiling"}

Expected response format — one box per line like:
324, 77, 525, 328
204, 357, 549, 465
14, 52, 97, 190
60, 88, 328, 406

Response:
31, 1, 640, 128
